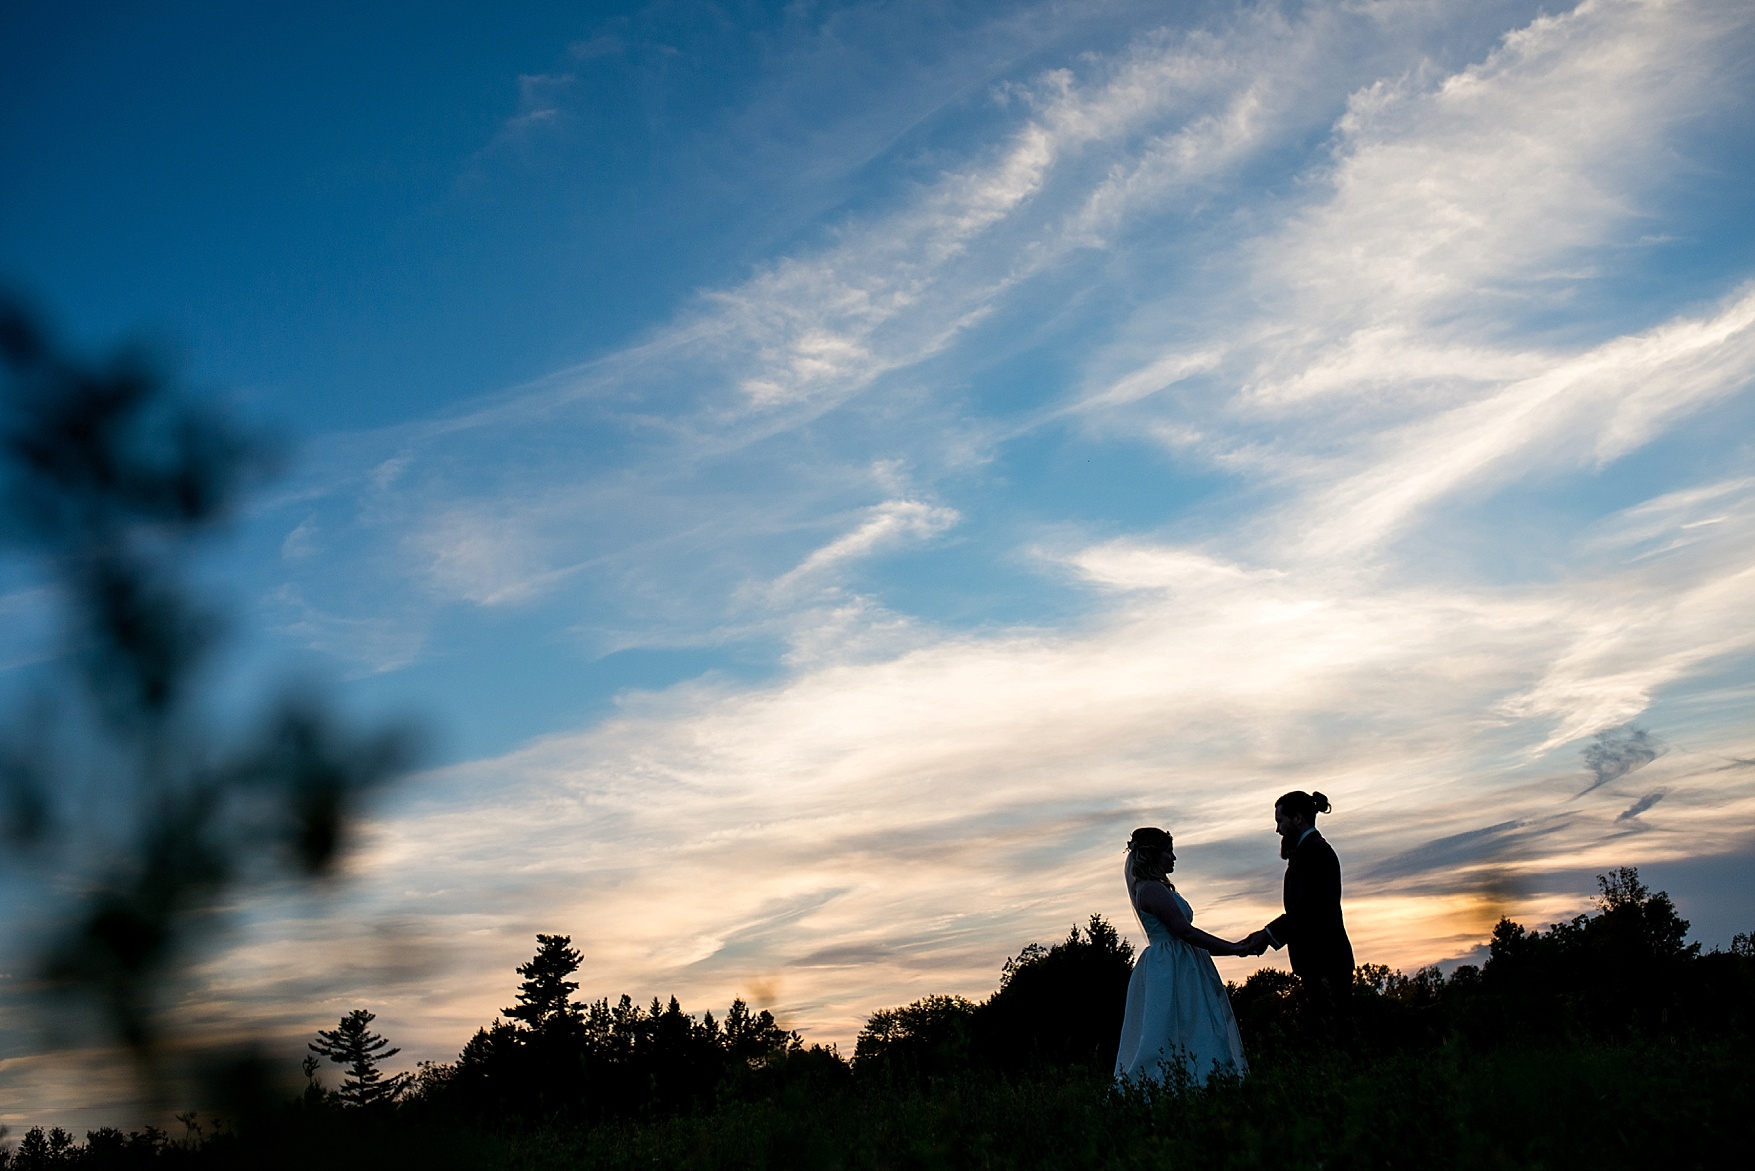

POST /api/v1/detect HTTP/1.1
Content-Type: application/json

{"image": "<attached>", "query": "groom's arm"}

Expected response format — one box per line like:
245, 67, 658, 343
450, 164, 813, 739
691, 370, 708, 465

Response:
1262, 854, 1300, 948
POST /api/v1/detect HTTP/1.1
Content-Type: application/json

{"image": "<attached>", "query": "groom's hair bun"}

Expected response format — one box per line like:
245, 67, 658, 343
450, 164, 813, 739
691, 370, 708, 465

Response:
1275, 790, 1330, 821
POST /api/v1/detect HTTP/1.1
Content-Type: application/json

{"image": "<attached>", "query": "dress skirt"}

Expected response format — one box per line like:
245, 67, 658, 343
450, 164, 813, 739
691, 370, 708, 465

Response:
1113, 932, 1248, 1085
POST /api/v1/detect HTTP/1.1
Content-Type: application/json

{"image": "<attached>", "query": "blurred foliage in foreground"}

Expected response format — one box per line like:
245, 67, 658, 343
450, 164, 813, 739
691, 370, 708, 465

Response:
0, 301, 414, 1083
4, 867, 1751, 1168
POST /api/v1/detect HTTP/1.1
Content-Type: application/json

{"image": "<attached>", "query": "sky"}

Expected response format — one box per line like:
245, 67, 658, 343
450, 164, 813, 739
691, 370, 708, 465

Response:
4, 0, 1755, 1129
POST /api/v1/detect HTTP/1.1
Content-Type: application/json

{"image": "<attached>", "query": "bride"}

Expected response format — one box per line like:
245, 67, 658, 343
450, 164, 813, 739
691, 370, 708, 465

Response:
1115, 826, 1254, 1085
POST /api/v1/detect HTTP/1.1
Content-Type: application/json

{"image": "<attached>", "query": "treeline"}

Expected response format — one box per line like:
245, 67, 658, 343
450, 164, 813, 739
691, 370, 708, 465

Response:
409, 934, 846, 1121
851, 866, 1755, 1082
229, 914, 1132, 1131
850, 914, 1134, 1082
1234, 865, 1755, 1059
5, 868, 1752, 1168
393, 916, 1135, 1123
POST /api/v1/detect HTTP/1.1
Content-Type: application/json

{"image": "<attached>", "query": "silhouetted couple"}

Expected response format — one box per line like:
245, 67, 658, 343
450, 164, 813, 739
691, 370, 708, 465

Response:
1113, 790, 1353, 1085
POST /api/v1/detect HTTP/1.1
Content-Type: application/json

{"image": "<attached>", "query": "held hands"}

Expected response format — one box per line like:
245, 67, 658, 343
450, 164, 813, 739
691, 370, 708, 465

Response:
1207, 933, 1270, 957
1232, 931, 1270, 957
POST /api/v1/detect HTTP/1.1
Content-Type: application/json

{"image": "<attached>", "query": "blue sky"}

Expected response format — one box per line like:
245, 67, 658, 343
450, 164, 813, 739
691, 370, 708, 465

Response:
5, 0, 1755, 1127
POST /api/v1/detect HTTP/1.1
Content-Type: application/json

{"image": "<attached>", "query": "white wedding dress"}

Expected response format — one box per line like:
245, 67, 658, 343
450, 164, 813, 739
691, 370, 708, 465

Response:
1114, 869, 1248, 1085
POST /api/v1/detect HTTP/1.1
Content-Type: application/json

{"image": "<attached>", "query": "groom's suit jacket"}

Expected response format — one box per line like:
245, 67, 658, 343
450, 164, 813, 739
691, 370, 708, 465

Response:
1266, 830, 1355, 986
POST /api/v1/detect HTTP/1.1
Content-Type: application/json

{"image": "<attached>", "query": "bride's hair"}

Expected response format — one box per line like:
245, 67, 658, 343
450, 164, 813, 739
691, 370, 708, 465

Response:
1274, 790, 1333, 822
1126, 827, 1174, 886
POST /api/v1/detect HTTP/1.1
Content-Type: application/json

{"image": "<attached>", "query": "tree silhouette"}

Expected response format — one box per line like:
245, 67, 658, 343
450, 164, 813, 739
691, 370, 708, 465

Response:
976, 913, 1136, 1070
1593, 866, 1696, 961
309, 1009, 409, 1108
854, 995, 978, 1083
852, 914, 1136, 1080
1483, 866, 1701, 1034
423, 933, 817, 1123
720, 997, 796, 1065
11, 1126, 77, 1167
503, 933, 585, 1036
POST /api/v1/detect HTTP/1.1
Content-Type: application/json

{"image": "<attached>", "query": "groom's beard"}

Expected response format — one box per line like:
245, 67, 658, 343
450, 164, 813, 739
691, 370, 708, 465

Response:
1279, 832, 1297, 860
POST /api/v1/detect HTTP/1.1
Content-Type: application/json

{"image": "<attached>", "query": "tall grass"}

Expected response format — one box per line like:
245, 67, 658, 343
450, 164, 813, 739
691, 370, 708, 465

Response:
139, 1035, 1740, 1170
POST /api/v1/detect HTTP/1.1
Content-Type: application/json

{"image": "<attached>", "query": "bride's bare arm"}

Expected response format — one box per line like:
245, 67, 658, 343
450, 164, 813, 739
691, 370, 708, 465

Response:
1134, 882, 1244, 956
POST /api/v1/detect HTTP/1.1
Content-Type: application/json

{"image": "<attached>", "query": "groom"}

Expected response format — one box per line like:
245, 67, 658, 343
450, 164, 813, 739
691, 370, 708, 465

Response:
1243, 790, 1354, 991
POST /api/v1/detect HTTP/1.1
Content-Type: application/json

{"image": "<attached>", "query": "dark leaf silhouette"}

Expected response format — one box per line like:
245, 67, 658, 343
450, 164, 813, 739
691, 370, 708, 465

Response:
0, 299, 417, 1088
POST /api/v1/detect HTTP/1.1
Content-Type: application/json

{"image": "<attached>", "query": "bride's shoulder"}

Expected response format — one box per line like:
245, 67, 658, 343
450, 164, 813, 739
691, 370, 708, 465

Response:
1132, 877, 1176, 908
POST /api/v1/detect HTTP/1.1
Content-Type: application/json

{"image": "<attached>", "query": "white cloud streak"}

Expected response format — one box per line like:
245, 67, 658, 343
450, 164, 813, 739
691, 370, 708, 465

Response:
1302, 287, 1755, 557
771, 499, 960, 596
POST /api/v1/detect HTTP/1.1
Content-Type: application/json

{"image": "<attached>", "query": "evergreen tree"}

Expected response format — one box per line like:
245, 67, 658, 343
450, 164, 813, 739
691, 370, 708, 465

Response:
503, 933, 585, 1035
722, 997, 797, 1064
309, 1008, 409, 1107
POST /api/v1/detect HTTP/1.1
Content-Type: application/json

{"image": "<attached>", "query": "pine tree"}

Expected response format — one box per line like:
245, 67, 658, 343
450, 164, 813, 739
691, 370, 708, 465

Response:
723, 997, 796, 1063
308, 1008, 409, 1107
504, 933, 585, 1035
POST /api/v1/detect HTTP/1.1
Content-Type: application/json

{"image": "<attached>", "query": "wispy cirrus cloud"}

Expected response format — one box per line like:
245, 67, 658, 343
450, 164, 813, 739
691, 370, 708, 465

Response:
770, 499, 959, 597
1296, 288, 1755, 558
268, 1, 1530, 660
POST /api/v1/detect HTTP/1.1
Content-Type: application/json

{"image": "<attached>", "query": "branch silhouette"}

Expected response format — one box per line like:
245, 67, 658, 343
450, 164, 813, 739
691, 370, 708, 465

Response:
0, 298, 418, 1088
